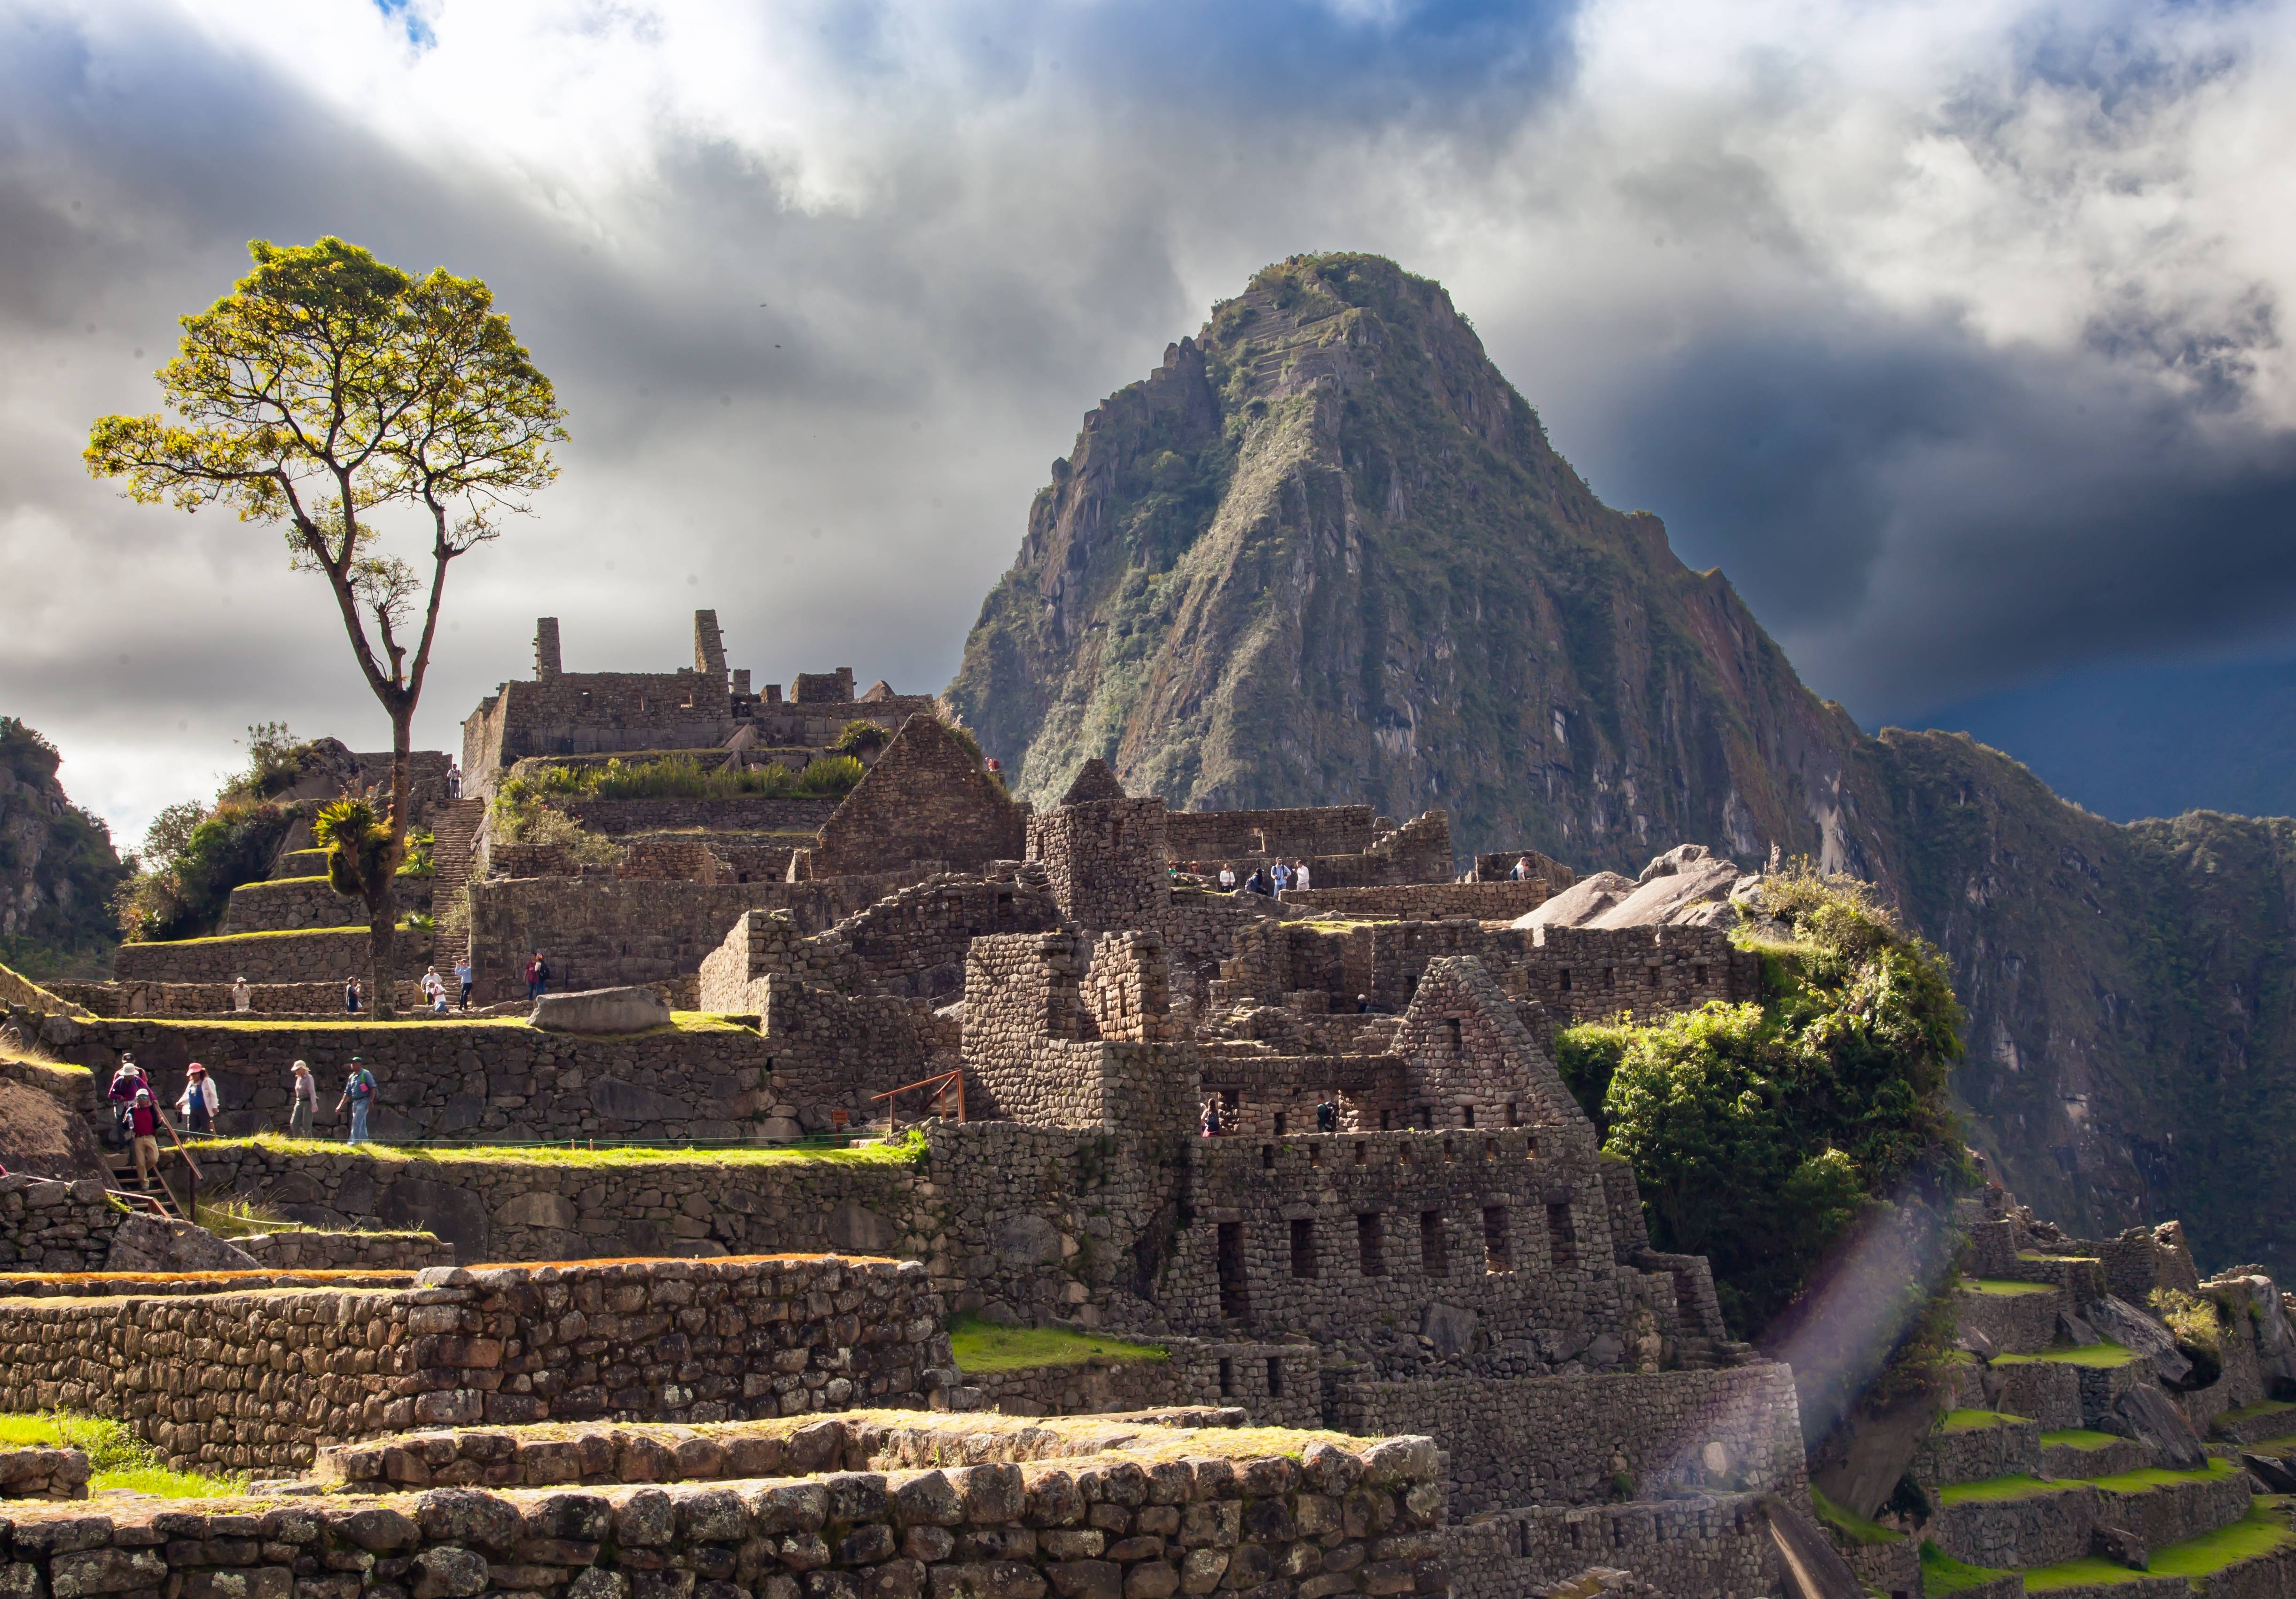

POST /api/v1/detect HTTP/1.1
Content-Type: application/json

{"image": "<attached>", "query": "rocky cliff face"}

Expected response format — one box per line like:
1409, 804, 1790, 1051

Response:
0, 719, 124, 980
947, 252, 2296, 1279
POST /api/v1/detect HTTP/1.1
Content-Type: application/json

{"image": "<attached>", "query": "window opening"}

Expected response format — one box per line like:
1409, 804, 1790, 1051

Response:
1484, 1207, 1513, 1273
1217, 1222, 1249, 1317
1357, 1213, 1385, 1277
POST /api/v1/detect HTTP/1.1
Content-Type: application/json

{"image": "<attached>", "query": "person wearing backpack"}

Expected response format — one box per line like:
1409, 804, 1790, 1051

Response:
338, 1057, 377, 1144
127, 1089, 163, 1191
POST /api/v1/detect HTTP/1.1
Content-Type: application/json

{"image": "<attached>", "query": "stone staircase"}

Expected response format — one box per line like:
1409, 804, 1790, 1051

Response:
427, 798, 487, 966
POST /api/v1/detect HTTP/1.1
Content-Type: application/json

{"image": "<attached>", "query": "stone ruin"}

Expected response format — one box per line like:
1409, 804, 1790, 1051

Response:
7, 609, 2293, 1593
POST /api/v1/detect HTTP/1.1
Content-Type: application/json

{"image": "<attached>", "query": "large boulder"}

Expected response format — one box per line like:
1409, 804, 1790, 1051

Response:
104, 1213, 258, 1273
1515, 871, 1637, 928
530, 986, 671, 1035
1585, 845, 1749, 929
2085, 1295, 2194, 1386
2113, 1384, 2207, 1471
2239, 1277, 2296, 1397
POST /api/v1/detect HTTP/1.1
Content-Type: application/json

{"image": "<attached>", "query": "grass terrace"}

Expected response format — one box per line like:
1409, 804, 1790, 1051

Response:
125, 1010, 753, 1035
1810, 1485, 1904, 1547
2039, 1428, 2125, 1451
1919, 1541, 2013, 1594
2215, 1399, 2296, 1433
1963, 1278, 2061, 1297
203, 1127, 930, 1169
1936, 1457, 2239, 1507
1991, 1340, 2139, 1368
946, 1314, 1170, 1373
1939, 1409, 2031, 1434
0, 1412, 244, 1497
2020, 1503, 2296, 1590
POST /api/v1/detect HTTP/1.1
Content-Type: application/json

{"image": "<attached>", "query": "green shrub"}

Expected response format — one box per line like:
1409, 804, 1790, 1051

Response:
829, 720, 891, 758
1564, 861, 1968, 1338
114, 798, 292, 942
793, 754, 865, 796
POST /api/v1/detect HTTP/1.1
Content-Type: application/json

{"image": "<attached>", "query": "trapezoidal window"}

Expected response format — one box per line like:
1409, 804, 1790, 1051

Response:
1217, 1222, 1249, 1317
1546, 1202, 1578, 1267
1357, 1212, 1386, 1277
1420, 1210, 1449, 1276
1446, 1018, 1464, 1052
1483, 1207, 1513, 1273
1290, 1217, 1318, 1279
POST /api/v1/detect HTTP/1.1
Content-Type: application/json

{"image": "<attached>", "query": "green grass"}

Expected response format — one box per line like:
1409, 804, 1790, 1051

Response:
1940, 1409, 2031, 1434
235, 875, 328, 891
209, 1128, 929, 1170
135, 925, 368, 946
2040, 1428, 2125, 1450
2214, 1399, 2296, 1430
2018, 1250, 2101, 1264
1963, 1278, 2061, 1297
1937, 1458, 2234, 1507
2021, 1503, 2296, 1589
128, 1011, 748, 1035
1937, 1473, 2076, 1505
1921, 1541, 2014, 1594
1992, 1340, 2137, 1368
0, 1412, 245, 1497
1811, 1484, 1904, 1546
946, 1314, 1169, 1373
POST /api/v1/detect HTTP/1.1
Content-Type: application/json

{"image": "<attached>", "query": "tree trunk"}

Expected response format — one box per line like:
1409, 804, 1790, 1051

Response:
369, 705, 416, 1022
367, 897, 398, 1021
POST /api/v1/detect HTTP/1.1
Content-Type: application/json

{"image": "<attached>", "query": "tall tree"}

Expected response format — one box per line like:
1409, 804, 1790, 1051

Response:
86, 237, 565, 1017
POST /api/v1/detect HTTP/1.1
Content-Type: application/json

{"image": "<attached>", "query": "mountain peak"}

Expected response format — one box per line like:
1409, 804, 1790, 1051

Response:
946, 254, 1852, 875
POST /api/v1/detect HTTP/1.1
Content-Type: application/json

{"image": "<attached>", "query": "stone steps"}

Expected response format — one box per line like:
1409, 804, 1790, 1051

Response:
426, 798, 488, 966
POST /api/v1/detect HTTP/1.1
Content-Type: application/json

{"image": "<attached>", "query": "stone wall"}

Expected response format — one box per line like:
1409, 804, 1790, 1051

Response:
0, 1254, 948, 1471
56, 1016, 770, 1144
759, 978, 930, 1128
1164, 807, 1380, 862
960, 1339, 1324, 1428
1169, 1127, 1627, 1353
1330, 1364, 1807, 1516
0, 1415, 1445, 1599
1276, 884, 1549, 921
568, 798, 843, 836
1216, 919, 1752, 1023
221, 877, 432, 934
802, 716, 1028, 879
0, 1447, 89, 1499
1027, 799, 1170, 933
114, 928, 419, 987
0, 1175, 124, 1272
1446, 1491, 1781, 1599
465, 873, 923, 1006
235, 1229, 456, 1271
54, 979, 435, 1018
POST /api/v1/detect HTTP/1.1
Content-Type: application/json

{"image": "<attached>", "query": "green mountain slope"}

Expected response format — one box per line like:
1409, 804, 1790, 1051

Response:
948, 252, 2296, 1278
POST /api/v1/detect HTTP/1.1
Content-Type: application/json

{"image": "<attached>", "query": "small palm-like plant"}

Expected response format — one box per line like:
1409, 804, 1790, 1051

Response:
314, 796, 395, 900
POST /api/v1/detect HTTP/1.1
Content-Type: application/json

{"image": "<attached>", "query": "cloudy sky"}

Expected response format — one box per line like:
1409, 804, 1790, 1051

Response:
5, 0, 2295, 848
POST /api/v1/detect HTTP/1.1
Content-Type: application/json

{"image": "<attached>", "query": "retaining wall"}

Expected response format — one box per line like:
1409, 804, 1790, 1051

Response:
221, 878, 432, 935
55, 1016, 769, 1144
0, 1417, 1445, 1599
114, 929, 427, 987
1445, 1490, 1780, 1599
0, 1254, 947, 1472
1275, 884, 1550, 921
1329, 1364, 1806, 1516
1912, 1418, 2040, 1489
235, 1229, 455, 1271
0, 1175, 126, 1272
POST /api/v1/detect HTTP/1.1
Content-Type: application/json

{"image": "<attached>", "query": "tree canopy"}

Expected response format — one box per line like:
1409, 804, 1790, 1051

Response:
1556, 866, 1969, 1336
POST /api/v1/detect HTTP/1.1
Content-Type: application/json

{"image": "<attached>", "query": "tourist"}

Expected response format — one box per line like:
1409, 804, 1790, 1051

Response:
525, 952, 550, 1001
230, 975, 251, 1013
127, 1090, 162, 1191
1293, 859, 1311, 892
1218, 863, 1236, 890
445, 761, 462, 800
1200, 1099, 1222, 1137
177, 1063, 218, 1135
421, 965, 447, 1012
344, 976, 363, 1015
1245, 866, 1272, 896
105, 1058, 146, 1147
1316, 1097, 1337, 1134
1356, 993, 1372, 1013
1511, 855, 1532, 882
288, 1060, 316, 1138
338, 1057, 377, 1144
454, 957, 474, 1011
1272, 860, 1292, 894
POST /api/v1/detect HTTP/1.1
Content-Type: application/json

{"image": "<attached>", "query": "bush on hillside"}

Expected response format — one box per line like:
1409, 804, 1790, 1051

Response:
113, 798, 291, 942
498, 752, 866, 808
1558, 862, 1968, 1338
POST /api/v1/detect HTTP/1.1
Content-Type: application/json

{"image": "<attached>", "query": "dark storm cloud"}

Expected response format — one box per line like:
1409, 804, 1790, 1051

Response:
3, 0, 2293, 839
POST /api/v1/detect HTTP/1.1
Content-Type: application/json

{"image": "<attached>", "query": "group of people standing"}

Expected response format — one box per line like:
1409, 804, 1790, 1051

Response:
1214, 859, 1312, 896
1199, 1095, 1344, 1137
102, 1052, 382, 1190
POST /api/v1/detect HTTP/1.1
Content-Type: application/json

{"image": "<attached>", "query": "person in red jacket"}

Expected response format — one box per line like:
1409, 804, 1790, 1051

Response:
127, 1090, 163, 1191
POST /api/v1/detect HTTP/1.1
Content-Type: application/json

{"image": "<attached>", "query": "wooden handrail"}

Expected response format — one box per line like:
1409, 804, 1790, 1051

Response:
869, 1068, 965, 1127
